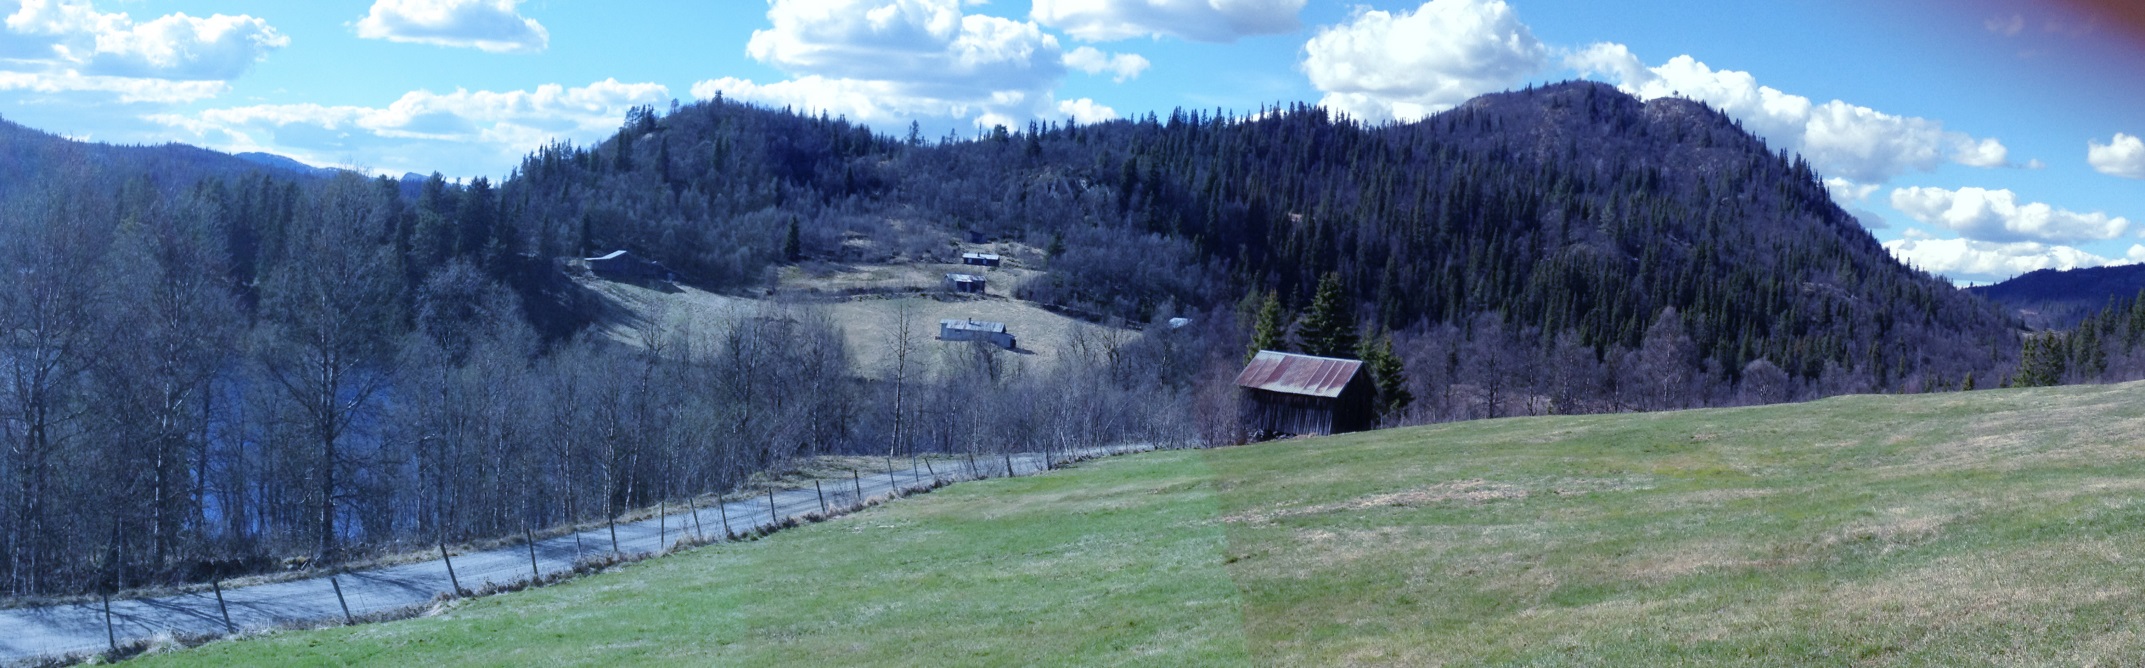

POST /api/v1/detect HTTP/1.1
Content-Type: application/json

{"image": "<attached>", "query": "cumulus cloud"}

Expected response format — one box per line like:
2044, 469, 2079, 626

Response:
1302, 0, 1548, 123
1569, 43, 2011, 184
1030, 0, 1304, 42
1057, 97, 1119, 122
2089, 132, 2145, 179
1890, 186, 2130, 244
1883, 234, 2128, 284
355, 0, 548, 54
702, 0, 1085, 129
1, 0, 284, 101
149, 78, 669, 177
1064, 46, 1147, 82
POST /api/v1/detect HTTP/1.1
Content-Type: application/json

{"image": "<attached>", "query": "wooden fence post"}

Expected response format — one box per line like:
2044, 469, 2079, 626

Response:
814, 480, 828, 515
967, 451, 980, 480
101, 590, 117, 653
886, 457, 900, 497
213, 580, 235, 634
440, 543, 463, 596
924, 458, 939, 485
718, 493, 733, 538
852, 470, 863, 501
688, 495, 705, 540
767, 488, 779, 525
524, 521, 542, 583
330, 576, 354, 625
658, 499, 667, 550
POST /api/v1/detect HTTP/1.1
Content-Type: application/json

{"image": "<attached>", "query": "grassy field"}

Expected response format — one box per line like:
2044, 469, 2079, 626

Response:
584, 273, 1110, 375
138, 383, 2145, 666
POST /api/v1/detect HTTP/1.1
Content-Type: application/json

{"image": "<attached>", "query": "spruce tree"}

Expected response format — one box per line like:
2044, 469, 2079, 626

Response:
783, 217, 802, 263
1296, 273, 1359, 358
1248, 290, 1284, 361
1359, 331, 1412, 420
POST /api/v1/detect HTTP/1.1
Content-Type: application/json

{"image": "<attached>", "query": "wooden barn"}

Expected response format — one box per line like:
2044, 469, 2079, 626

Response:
1234, 351, 1375, 437
585, 250, 672, 281
940, 318, 1017, 350
944, 272, 987, 294
961, 252, 1002, 267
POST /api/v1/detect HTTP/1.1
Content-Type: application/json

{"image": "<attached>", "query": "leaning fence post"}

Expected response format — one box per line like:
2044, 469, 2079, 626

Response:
524, 521, 542, 583
213, 579, 235, 634
852, 469, 863, 501
1004, 451, 1015, 477
101, 589, 117, 653
440, 543, 463, 597
767, 488, 780, 525
717, 492, 733, 538
814, 480, 829, 515
967, 451, 980, 480
924, 458, 939, 485
330, 575, 354, 625
608, 514, 620, 556
886, 458, 900, 497
686, 494, 703, 541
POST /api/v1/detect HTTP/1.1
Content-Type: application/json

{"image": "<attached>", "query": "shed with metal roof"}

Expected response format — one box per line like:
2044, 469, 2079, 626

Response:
1234, 350, 1375, 437
939, 318, 1017, 350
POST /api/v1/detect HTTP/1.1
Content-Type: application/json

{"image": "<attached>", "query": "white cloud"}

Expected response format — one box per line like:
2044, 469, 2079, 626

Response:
1986, 14, 2025, 37
1569, 43, 2010, 184
1030, 0, 1304, 42
355, 0, 548, 54
1890, 186, 2130, 244
1064, 46, 1147, 82
149, 79, 669, 177
1057, 97, 1119, 122
2089, 132, 2145, 179
1, 0, 284, 101
1302, 0, 1547, 124
0, 68, 225, 103
1824, 177, 1879, 203
1884, 234, 2127, 284
703, 0, 1079, 129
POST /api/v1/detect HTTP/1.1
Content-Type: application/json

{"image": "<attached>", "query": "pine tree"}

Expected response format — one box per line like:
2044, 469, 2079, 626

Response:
1296, 273, 1359, 358
783, 217, 802, 263
1359, 331, 1413, 421
1248, 290, 1284, 362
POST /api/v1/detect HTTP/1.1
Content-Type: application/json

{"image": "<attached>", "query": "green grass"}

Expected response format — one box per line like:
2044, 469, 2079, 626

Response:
141, 383, 2145, 666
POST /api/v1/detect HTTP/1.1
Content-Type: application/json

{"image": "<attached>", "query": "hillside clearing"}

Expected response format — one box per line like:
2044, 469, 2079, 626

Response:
583, 275, 1122, 374
138, 382, 2145, 666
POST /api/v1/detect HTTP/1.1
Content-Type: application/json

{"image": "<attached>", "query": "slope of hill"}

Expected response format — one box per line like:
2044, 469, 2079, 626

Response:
1967, 264, 2145, 330
513, 81, 2018, 394
0, 117, 325, 198
136, 381, 2145, 666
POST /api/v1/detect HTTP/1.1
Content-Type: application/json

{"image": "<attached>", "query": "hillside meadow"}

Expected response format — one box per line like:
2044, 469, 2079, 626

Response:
137, 382, 2145, 666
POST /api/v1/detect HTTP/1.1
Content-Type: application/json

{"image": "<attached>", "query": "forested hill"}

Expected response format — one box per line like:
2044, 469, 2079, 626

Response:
0, 116, 324, 200
1968, 264, 2145, 330
514, 80, 2017, 391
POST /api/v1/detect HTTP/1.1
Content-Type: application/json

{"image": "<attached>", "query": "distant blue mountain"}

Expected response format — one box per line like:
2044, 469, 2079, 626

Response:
234, 152, 338, 177
1966, 264, 2145, 330
0, 116, 328, 200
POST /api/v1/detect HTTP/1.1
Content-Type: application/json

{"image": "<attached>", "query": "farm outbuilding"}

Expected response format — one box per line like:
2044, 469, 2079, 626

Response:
940, 318, 1017, 350
1234, 351, 1375, 437
961, 252, 1002, 267
944, 272, 987, 294
585, 250, 672, 282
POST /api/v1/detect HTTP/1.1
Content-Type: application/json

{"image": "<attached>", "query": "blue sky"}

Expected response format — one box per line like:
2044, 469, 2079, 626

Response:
2, 0, 2141, 285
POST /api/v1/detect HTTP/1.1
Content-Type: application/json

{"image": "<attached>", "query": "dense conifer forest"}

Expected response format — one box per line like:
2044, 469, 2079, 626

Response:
0, 81, 2032, 599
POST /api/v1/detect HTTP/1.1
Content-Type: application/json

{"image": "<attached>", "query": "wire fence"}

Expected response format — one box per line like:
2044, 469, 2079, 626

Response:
0, 443, 1160, 665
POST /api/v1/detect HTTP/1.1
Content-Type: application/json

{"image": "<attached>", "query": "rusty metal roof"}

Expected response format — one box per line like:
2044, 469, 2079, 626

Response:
1234, 351, 1362, 398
